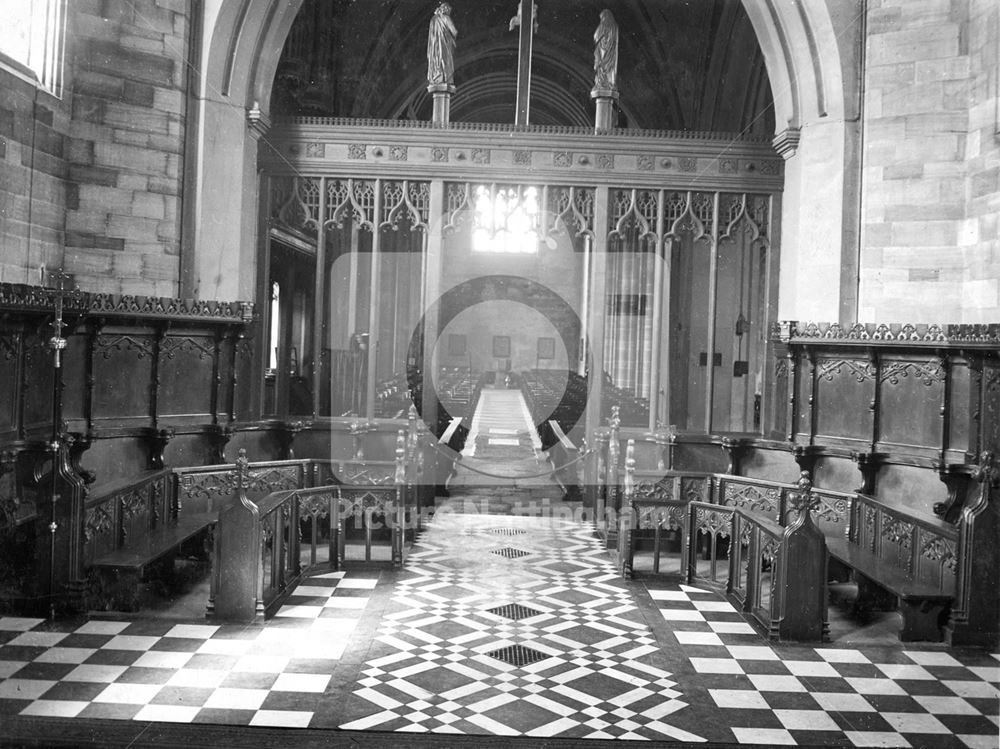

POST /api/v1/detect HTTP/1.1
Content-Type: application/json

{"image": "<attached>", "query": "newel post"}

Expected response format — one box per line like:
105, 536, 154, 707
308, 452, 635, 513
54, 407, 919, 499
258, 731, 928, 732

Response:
778, 472, 829, 641
210, 450, 264, 623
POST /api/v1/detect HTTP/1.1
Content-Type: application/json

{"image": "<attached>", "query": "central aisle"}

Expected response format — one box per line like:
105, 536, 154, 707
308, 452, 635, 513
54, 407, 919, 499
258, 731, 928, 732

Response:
463, 388, 542, 457
446, 387, 554, 496
338, 510, 702, 740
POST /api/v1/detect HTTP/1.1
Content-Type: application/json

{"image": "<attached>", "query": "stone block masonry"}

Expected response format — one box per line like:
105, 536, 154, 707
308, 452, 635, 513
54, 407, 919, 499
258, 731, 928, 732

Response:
859, 0, 1000, 322
60, 0, 190, 293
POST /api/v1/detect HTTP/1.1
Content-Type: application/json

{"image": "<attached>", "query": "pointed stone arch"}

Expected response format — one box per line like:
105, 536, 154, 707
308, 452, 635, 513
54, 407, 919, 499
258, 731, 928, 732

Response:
184, 0, 862, 323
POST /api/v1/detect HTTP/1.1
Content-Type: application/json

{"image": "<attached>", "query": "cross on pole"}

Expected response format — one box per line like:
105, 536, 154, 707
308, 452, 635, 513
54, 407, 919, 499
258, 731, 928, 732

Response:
510, 0, 537, 126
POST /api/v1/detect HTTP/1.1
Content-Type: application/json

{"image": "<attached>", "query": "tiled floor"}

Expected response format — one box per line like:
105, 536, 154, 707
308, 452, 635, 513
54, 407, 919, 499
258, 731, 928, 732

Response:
0, 509, 997, 747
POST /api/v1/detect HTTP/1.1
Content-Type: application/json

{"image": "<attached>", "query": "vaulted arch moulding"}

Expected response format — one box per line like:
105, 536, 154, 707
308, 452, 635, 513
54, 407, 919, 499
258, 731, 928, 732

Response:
740, 0, 861, 324
186, 0, 861, 325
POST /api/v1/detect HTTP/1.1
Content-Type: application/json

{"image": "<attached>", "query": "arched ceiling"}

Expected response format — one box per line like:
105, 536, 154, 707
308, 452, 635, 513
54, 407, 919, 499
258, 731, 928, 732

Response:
271, 0, 775, 134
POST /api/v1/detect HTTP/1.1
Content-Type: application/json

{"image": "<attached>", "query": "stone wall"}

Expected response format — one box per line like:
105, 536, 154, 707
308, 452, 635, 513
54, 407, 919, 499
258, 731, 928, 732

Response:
0, 0, 189, 295
860, 0, 1000, 322
0, 68, 69, 284
65, 0, 189, 295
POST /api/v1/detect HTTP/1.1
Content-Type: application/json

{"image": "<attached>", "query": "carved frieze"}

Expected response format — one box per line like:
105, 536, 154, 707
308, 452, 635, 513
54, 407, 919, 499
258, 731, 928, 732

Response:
95, 334, 155, 360
780, 321, 999, 346
160, 336, 215, 360
880, 360, 945, 387
84, 504, 113, 544
817, 358, 876, 383
0, 284, 253, 324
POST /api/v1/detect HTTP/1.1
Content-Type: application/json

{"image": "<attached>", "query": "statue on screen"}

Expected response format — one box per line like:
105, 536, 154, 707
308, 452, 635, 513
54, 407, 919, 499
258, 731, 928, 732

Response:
427, 3, 458, 86
593, 9, 619, 91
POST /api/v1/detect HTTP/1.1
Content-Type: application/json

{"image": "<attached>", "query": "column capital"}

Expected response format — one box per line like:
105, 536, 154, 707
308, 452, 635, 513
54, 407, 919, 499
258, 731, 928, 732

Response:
589, 86, 619, 101
772, 127, 801, 159
247, 102, 272, 140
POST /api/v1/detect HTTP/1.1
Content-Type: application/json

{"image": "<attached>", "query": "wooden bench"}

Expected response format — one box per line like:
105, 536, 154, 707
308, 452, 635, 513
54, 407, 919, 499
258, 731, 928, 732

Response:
825, 493, 957, 641
711, 472, 957, 641
84, 459, 311, 611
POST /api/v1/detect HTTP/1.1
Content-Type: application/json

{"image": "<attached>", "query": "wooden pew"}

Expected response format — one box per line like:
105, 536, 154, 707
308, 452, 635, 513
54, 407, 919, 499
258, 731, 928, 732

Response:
725, 487, 828, 642
84, 459, 310, 611
711, 472, 958, 641
825, 493, 957, 641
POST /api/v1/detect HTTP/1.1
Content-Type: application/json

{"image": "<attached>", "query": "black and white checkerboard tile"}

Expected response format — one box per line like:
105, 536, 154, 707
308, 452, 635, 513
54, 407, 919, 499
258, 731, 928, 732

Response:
651, 584, 1000, 748
0, 570, 377, 728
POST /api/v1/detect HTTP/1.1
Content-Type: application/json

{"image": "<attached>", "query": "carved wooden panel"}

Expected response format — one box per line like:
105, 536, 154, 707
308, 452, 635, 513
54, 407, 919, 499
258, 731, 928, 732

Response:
982, 363, 1000, 456
947, 358, 972, 457
814, 358, 875, 443
794, 354, 812, 442
158, 334, 215, 417
878, 358, 945, 450
92, 331, 155, 424
233, 337, 255, 422
61, 332, 89, 424
217, 336, 235, 420
0, 329, 19, 437
768, 351, 789, 440
21, 332, 53, 432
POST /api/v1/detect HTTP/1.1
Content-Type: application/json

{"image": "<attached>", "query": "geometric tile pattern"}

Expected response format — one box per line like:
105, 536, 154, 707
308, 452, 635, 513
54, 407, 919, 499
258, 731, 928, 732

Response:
651, 585, 1000, 748
0, 570, 376, 728
1, 507, 997, 746
339, 513, 703, 741
485, 603, 544, 621
486, 644, 549, 667
490, 547, 532, 559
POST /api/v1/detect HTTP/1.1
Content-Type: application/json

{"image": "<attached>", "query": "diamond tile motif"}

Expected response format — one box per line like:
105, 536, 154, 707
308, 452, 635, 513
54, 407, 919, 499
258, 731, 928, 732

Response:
339, 512, 696, 740
485, 603, 543, 621
490, 546, 531, 559
485, 644, 550, 667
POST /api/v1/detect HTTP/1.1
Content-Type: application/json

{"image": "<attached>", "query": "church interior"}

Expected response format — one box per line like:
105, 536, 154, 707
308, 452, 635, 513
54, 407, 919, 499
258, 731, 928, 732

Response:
0, 0, 998, 746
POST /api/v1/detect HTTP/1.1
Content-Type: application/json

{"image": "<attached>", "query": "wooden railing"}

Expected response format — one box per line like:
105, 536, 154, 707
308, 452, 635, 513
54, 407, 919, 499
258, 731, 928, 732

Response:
617, 440, 713, 578
614, 448, 994, 643
210, 430, 416, 622
729, 504, 827, 642
686, 501, 735, 585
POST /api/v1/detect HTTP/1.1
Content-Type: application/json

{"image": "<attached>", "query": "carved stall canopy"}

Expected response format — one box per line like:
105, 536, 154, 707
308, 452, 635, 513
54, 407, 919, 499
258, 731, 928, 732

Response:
0, 283, 255, 505
771, 321, 999, 465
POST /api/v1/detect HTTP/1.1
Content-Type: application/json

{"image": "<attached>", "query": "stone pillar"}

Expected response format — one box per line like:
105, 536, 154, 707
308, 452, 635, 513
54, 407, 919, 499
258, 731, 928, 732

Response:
428, 84, 456, 126
591, 87, 619, 131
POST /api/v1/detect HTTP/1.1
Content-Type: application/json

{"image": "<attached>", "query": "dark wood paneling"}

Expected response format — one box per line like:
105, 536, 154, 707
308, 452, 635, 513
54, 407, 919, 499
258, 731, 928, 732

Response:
982, 363, 1000, 456
233, 337, 255, 422
0, 329, 19, 436
217, 336, 235, 421
21, 332, 53, 433
61, 331, 89, 423
92, 330, 155, 425
948, 359, 971, 458
814, 357, 875, 443
878, 357, 945, 451
159, 334, 215, 417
